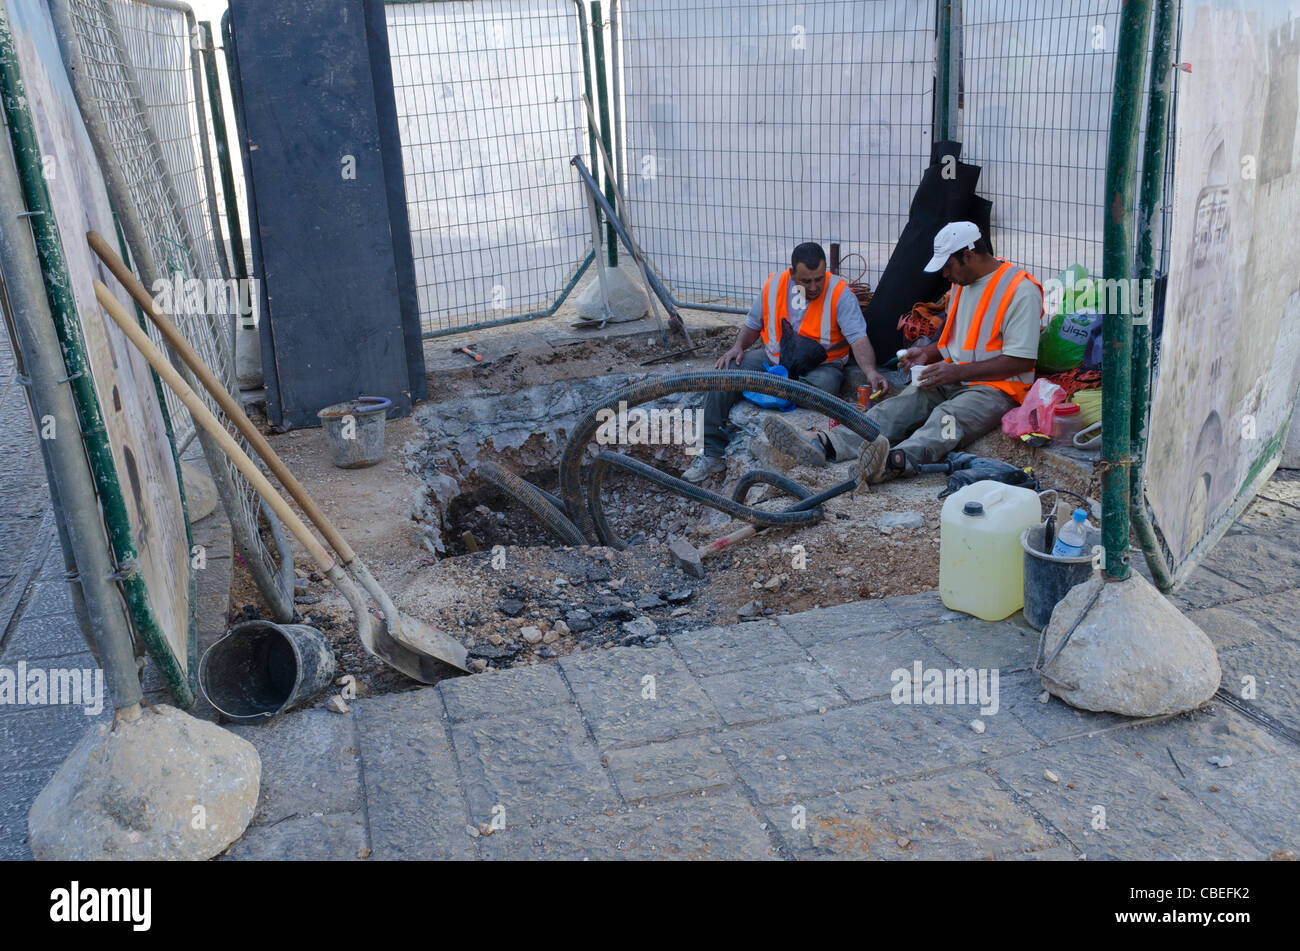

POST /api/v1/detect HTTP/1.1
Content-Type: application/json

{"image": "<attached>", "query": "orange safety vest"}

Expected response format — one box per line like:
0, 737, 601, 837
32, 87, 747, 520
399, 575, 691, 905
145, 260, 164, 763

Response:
759, 269, 852, 365
937, 260, 1043, 403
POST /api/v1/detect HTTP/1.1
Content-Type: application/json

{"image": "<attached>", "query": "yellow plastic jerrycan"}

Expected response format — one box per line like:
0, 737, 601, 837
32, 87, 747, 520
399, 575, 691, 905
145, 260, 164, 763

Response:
939, 480, 1042, 621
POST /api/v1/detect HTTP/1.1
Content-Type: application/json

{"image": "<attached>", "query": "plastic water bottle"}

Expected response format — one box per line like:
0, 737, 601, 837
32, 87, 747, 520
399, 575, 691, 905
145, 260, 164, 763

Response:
1050, 508, 1089, 558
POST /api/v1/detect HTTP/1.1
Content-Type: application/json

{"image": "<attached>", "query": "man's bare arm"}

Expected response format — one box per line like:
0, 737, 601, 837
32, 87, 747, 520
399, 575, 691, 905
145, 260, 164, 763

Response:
716, 325, 761, 369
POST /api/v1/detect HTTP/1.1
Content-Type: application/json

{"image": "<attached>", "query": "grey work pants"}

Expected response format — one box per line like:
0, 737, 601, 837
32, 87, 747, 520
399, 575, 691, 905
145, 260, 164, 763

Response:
702, 348, 843, 457
824, 382, 1016, 467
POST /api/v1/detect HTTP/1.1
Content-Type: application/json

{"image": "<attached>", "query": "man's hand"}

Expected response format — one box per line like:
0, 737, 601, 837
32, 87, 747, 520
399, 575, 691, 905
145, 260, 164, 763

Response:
897, 346, 930, 371
917, 360, 965, 388
864, 367, 890, 399
715, 344, 746, 369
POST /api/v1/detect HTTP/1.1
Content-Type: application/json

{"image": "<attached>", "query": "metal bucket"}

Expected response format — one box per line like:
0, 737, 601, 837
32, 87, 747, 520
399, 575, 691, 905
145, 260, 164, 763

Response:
199, 620, 336, 723
317, 396, 391, 469
1020, 523, 1102, 631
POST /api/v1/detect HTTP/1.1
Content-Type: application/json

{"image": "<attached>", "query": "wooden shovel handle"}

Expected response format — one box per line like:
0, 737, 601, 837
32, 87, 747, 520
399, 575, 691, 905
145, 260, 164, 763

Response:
93, 280, 336, 572
87, 230, 356, 564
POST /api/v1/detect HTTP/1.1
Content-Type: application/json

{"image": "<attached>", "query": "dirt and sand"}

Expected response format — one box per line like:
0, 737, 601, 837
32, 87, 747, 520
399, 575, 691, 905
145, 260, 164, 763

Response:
225, 320, 1099, 700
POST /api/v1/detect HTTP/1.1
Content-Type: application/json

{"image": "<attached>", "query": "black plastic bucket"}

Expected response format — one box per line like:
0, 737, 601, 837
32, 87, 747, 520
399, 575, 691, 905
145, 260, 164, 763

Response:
199, 620, 336, 723
1020, 523, 1102, 631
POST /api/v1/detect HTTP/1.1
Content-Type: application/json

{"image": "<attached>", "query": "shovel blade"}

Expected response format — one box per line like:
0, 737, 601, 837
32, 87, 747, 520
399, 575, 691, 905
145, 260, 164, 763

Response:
388, 613, 470, 673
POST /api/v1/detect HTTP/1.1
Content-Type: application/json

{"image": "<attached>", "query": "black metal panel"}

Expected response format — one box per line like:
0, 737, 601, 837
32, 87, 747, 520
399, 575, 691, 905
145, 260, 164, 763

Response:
227, 0, 422, 428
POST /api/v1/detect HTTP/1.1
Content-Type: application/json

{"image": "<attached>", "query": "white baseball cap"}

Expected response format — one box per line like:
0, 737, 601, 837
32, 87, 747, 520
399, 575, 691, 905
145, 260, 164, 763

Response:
923, 221, 983, 272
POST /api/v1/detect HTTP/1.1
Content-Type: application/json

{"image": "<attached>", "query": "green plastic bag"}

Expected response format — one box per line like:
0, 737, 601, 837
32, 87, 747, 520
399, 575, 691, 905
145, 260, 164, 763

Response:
1038, 264, 1098, 373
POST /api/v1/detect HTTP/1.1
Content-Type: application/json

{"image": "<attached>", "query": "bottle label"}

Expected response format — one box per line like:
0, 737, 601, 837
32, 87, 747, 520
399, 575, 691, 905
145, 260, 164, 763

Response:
1051, 539, 1085, 558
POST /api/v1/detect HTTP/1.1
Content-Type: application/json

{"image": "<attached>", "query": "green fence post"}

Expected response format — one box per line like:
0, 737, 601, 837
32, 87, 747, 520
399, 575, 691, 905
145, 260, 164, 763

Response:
591, 1, 617, 268
936, 0, 958, 141
1101, 0, 1155, 582
1130, 0, 1176, 591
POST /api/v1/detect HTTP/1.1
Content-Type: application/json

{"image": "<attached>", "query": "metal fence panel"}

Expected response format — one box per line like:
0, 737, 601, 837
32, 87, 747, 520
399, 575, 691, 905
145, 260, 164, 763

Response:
616, 0, 935, 310
385, 0, 593, 336
961, 0, 1125, 282
52, 0, 294, 621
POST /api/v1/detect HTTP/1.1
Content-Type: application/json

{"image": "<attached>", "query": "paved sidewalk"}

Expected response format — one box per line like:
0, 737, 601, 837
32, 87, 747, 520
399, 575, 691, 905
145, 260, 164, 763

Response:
228, 477, 1300, 860
0, 327, 234, 859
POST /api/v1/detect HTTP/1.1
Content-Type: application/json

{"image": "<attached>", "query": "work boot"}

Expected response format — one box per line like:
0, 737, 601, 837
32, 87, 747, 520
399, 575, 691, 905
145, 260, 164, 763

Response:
681, 455, 726, 483
762, 416, 829, 468
852, 434, 891, 488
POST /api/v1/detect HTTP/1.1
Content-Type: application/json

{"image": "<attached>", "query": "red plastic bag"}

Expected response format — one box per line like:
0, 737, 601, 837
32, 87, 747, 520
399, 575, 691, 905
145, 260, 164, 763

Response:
1001, 379, 1066, 437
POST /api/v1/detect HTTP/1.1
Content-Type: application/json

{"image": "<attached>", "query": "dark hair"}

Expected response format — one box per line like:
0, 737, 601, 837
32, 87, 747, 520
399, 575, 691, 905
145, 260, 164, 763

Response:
790, 242, 827, 272
954, 236, 994, 263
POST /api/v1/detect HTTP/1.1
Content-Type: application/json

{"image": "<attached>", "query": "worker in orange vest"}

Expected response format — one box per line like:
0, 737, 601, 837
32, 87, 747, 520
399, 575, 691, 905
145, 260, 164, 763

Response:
763, 222, 1041, 482
683, 242, 890, 482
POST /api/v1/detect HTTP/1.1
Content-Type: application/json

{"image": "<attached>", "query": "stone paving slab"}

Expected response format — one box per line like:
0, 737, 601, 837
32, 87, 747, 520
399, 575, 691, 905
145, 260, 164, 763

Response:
697, 662, 844, 726
986, 734, 1262, 860
720, 696, 1039, 808
805, 630, 952, 701
998, 673, 1132, 743
1217, 638, 1300, 730
0, 614, 91, 665
882, 591, 958, 625
439, 662, 571, 723
671, 622, 805, 677
917, 616, 1039, 671
451, 702, 618, 825
772, 768, 1061, 861
560, 645, 721, 748
0, 767, 58, 861
229, 709, 363, 825
353, 689, 475, 860
223, 811, 368, 861
1211, 588, 1300, 640
602, 734, 737, 802
1185, 604, 1276, 652
19, 581, 81, 622
1198, 534, 1300, 596
477, 786, 779, 860
776, 599, 903, 645
1169, 567, 1253, 611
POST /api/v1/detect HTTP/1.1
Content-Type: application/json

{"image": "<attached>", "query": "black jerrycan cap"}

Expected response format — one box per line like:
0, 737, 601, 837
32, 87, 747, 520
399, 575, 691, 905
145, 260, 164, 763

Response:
962, 501, 985, 516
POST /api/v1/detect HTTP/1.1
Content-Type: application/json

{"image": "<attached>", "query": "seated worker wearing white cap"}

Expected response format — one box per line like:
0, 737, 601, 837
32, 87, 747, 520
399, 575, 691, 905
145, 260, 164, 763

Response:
762, 222, 1042, 482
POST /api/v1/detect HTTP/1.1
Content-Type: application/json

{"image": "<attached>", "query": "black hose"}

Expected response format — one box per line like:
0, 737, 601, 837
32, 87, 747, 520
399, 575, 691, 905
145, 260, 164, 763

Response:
559, 371, 881, 544
588, 451, 824, 549
732, 470, 815, 506
478, 461, 586, 547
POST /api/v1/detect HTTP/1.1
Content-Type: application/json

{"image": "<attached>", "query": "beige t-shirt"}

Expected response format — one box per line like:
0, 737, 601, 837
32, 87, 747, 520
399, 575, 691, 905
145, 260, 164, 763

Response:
939, 266, 1042, 364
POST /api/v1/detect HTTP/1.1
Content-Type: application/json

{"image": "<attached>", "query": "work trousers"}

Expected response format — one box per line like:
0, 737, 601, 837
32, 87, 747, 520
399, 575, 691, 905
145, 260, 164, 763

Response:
825, 382, 1016, 467
703, 348, 843, 457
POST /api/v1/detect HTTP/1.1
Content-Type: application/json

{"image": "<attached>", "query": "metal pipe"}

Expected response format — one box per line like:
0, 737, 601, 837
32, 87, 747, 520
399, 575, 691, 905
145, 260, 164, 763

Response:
1130, 0, 1176, 591
0, 8, 146, 709
572, 156, 677, 318
421, 252, 593, 339
1100, 0, 1154, 582
936, 0, 958, 141
590, 1, 618, 268
201, 21, 248, 288
180, 8, 231, 283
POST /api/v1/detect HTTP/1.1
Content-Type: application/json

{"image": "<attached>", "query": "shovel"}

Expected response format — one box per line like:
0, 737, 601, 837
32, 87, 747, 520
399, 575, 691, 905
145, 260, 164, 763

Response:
90, 270, 467, 679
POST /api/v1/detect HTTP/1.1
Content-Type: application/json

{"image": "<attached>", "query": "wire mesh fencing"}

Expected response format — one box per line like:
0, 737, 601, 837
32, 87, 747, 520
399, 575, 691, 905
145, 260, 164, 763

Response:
614, 0, 935, 310
53, 0, 293, 620
385, 0, 593, 337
